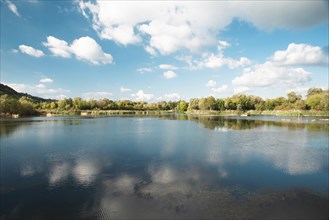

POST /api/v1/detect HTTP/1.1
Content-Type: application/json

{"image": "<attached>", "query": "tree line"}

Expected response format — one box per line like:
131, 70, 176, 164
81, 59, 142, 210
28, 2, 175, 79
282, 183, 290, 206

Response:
1, 88, 328, 116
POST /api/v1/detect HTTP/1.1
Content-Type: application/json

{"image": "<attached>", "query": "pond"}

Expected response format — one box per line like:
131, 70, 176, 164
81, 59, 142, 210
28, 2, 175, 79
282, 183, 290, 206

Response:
1, 115, 328, 219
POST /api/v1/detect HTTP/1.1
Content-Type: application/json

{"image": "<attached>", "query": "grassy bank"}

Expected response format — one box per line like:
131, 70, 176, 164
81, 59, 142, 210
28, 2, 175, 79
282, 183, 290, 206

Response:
3, 109, 328, 118
41, 109, 175, 116
187, 110, 329, 117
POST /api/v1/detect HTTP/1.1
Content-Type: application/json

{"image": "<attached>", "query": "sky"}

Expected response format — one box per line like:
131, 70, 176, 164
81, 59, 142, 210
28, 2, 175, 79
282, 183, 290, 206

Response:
1, 0, 328, 101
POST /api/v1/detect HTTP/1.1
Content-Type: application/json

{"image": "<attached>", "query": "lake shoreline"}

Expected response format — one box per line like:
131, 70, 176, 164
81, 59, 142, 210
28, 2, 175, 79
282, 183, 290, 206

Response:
2, 109, 329, 118
42, 109, 329, 117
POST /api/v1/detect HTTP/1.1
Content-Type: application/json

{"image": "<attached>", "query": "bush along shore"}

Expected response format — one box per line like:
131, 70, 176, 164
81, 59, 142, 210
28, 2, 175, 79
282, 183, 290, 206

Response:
1, 87, 328, 118
39, 109, 329, 117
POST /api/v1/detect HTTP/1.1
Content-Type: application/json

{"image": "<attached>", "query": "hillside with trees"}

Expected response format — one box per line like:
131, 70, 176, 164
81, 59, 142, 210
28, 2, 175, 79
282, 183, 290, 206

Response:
1, 83, 328, 117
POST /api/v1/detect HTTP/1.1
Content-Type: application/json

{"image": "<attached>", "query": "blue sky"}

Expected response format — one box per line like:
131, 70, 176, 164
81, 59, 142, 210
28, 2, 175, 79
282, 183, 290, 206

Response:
1, 0, 328, 101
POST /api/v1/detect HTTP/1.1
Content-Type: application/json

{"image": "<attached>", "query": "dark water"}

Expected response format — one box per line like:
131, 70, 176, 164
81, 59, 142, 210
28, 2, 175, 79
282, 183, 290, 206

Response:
1, 115, 328, 219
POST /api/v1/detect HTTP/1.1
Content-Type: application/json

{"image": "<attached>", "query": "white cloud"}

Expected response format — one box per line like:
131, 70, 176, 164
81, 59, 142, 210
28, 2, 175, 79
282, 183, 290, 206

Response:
43, 36, 113, 65
40, 77, 53, 83
157, 93, 181, 101
35, 84, 45, 89
79, 1, 227, 54
18, 45, 44, 57
79, 1, 328, 55
120, 86, 131, 92
5, 83, 70, 98
197, 45, 251, 70
231, 42, 328, 93
43, 36, 72, 58
82, 92, 113, 100
206, 80, 217, 88
212, 85, 228, 93
177, 41, 251, 70
159, 64, 178, 70
145, 46, 157, 56
131, 90, 154, 101
137, 67, 152, 74
233, 86, 251, 94
163, 70, 177, 79
164, 93, 180, 100
234, 1, 328, 30
7, 0, 20, 16
70, 36, 113, 65
37, 87, 70, 95
232, 62, 311, 89
218, 40, 230, 50
271, 43, 328, 66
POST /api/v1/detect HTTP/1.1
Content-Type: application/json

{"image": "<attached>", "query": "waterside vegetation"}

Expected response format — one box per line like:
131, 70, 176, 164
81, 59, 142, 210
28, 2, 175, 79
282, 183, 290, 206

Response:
1, 84, 328, 117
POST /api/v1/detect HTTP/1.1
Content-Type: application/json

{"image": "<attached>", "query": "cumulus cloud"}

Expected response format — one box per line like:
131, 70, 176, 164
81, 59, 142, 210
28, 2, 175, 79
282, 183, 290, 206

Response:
37, 87, 70, 95
120, 86, 131, 92
177, 41, 251, 70
71, 36, 113, 64
43, 36, 113, 64
271, 43, 328, 66
40, 77, 53, 83
232, 62, 311, 89
206, 80, 217, 88
159, 64, 178, 70
163, 70, 177, 79
7, 0, 20, 16
212, 85, 228, 93
234, 1, 328, 30
137, 67, 152, 74
233, 86, 251, 94
131, 90, 154, 101
157, 93, 181, 101
5, 82, 70, 98
18, 45, 44, 57
83, 91, 113, 100
197, 41, 251, 69
79, 1, 328, 55
43, 36, 72, 58
206, 81, 229, 94
231, 43, 326, 93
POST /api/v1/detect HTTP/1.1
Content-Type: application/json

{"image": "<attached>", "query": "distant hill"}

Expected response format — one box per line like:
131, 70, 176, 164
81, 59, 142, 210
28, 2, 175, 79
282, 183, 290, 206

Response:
0, 83, 56, 102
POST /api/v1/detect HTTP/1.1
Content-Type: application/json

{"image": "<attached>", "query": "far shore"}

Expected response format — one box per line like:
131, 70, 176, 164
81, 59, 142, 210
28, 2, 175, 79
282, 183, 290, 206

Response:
2, 109, 329, 119
41, 109, 329, 117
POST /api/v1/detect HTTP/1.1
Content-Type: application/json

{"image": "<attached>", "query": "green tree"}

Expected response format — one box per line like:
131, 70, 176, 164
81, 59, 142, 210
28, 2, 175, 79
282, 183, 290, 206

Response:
265, 99, 275, 110
59, 98, 73, 110
287, 92, 301, 104
306, 94, 322, 110
188, 98, 199, 110
178, 100, 188, 112
0, 95, 18, 114
206, 96, 217, 110
224, 98, 237, 110
198, 96, 216, 110
307, 88, 323, 97
50, 102, 57, 109
320, 91, 329, 111
216, 98, 225, 111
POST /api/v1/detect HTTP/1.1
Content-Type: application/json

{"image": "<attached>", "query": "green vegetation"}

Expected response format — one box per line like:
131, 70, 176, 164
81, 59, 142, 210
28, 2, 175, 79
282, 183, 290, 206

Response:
0, 95, 39, 116
1, 83, 328, 117
0, 83, 55, 103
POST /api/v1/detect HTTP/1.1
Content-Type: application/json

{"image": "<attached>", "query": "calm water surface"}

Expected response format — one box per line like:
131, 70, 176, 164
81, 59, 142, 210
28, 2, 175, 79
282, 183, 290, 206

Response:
1, 115, 328, 219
